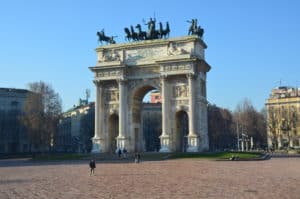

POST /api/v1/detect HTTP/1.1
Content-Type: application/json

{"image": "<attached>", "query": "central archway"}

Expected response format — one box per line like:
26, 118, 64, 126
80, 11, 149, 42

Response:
131, 85, 161, 152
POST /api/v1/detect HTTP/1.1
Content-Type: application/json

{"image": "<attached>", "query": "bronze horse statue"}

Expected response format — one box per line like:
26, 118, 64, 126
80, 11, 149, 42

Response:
187, 19, 204, 38
96, 30, 116, 44
135, 24, 147, 40
124, 27, 132, 41
130, 25, 139, 41
159, 22, 170, 39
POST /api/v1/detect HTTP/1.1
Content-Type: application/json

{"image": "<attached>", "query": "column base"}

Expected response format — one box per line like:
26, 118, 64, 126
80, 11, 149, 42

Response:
116, 136, 128, 151
91, 137, 103, 153
159, 134, 171, 152
186, 134, 199, 152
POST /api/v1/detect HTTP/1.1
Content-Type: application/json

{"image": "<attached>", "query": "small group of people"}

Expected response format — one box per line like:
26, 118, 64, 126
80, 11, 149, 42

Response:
89, 149, 142, 176
117, 148, 128, 158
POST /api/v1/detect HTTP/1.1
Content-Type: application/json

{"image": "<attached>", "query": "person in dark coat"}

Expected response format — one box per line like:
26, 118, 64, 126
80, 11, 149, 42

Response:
89, 159, 96, 176
118, 148, 122, 158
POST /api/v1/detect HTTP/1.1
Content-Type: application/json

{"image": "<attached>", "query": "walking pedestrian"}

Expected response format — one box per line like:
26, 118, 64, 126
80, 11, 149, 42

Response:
118, 148, 122, 158
89, 159, 96, 176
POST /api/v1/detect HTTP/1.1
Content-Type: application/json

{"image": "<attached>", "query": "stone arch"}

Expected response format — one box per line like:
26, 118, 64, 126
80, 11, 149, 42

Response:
175, 110, 189, 152
90, 36, 211, 153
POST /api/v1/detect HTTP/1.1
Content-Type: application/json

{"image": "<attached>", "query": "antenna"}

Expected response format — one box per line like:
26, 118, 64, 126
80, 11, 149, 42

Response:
85, 89, 90, 102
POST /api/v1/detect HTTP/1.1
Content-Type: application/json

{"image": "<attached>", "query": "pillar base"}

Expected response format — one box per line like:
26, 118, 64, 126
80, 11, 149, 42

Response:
186, 135, 199, 152
91, 137, 103, 153
116, 136, 128, 151
159, 134, 171, 152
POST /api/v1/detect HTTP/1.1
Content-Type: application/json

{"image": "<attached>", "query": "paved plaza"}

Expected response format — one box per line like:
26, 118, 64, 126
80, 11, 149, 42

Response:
0, 158, 299, 199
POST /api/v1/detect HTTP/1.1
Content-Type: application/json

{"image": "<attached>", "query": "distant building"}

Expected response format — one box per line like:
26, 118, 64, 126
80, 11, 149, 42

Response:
54, 99, 94, 153
266, 86, 300, 149
150, 90, 161, 103
0, 88, 31, 153
142, 103, 162, 151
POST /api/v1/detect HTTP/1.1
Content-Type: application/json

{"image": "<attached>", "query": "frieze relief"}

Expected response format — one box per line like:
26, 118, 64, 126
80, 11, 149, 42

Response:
105, 90, 119, 102
162, 63, 193, 73
167, 42, 188, 56
98, 49, 122, 62
126, 47, 166, 62
173, 84, 188, 98
96, 69, 122, 78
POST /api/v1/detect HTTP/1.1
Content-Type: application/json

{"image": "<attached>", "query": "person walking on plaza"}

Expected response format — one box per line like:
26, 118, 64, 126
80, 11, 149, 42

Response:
135, 153, 141, 163
118, 148, 122, 158
123, 148, 127, 158
89, 159, 96, 176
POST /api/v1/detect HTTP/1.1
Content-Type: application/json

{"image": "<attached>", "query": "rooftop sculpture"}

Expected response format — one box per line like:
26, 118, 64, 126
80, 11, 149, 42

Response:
97, 18, 204, 45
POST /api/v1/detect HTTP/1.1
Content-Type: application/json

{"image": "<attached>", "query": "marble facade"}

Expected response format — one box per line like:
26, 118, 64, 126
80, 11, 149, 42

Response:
89, 35, 211, 153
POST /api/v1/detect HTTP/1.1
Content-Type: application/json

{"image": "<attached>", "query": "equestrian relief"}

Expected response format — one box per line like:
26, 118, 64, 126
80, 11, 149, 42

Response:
97, 18, 204, 45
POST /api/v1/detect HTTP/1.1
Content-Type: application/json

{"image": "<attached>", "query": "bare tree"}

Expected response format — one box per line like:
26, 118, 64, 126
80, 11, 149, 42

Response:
233, 99, 267, 149
21, 81, 62, 152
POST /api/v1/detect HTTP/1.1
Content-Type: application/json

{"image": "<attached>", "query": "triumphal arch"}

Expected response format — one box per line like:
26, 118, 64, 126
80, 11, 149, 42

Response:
90, 34, 211, 153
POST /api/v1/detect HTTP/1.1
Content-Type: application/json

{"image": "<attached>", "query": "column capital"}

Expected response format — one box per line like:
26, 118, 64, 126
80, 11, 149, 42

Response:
160, 75, 168, 81
93, 80, 104, 86
117, 78, 127, 85
186, 73, 196, 80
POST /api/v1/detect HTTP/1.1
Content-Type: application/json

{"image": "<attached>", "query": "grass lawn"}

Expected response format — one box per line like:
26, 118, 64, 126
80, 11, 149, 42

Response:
30, 151, 263, 161
168, 151, 263, 160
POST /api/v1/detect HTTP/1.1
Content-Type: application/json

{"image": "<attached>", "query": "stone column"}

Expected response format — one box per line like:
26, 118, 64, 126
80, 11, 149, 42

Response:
187, 73, 199, 152
159, 75, 171, 152
117, 79, 127, 150
92, 80, 104, 153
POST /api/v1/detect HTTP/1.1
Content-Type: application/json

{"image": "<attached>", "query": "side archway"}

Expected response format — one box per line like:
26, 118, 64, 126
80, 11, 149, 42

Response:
175, 110, 189, 152
108, 114, 119, 153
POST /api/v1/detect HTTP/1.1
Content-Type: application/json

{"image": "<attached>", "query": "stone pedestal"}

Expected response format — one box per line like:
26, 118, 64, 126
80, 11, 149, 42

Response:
116, 136, 128, 150
159, 135, 171, 152
187, 135, 199, 152
91, 137, 103, 153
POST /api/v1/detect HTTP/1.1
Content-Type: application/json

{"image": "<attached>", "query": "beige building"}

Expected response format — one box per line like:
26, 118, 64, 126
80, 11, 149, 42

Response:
55, 99, 95, 153
266, 86, 300, 149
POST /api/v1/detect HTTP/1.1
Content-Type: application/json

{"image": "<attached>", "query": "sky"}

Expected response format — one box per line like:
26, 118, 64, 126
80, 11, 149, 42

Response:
1, 0, 300, 111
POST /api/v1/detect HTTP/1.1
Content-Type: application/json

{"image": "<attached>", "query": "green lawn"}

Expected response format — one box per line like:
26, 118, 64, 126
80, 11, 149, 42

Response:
168, 152, 262, 160
30, 151, 263, 161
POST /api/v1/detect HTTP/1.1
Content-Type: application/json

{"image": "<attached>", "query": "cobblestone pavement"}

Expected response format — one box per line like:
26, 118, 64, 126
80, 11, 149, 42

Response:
0, 158, 299, 199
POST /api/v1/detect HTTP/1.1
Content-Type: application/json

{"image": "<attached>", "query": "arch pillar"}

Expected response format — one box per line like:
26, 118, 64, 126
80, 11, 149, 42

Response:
159, 75, 171, 152
116, 79, 129, 151
92, 80, 105, 153
186, 73, 200, 152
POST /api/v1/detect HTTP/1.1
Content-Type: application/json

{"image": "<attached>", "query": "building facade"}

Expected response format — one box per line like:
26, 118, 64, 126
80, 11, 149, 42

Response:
150, 90, 162, 103
0, 88, 31, 153
55, 99, 95, 153
90, 35, 211, 153
266, 86, 300, 149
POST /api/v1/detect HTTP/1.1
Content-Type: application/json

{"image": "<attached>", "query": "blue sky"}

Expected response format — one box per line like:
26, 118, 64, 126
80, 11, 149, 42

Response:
1, 0, 300, 111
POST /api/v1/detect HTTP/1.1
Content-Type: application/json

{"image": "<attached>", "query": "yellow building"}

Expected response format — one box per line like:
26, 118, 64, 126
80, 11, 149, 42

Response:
266, 86, 300, 149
